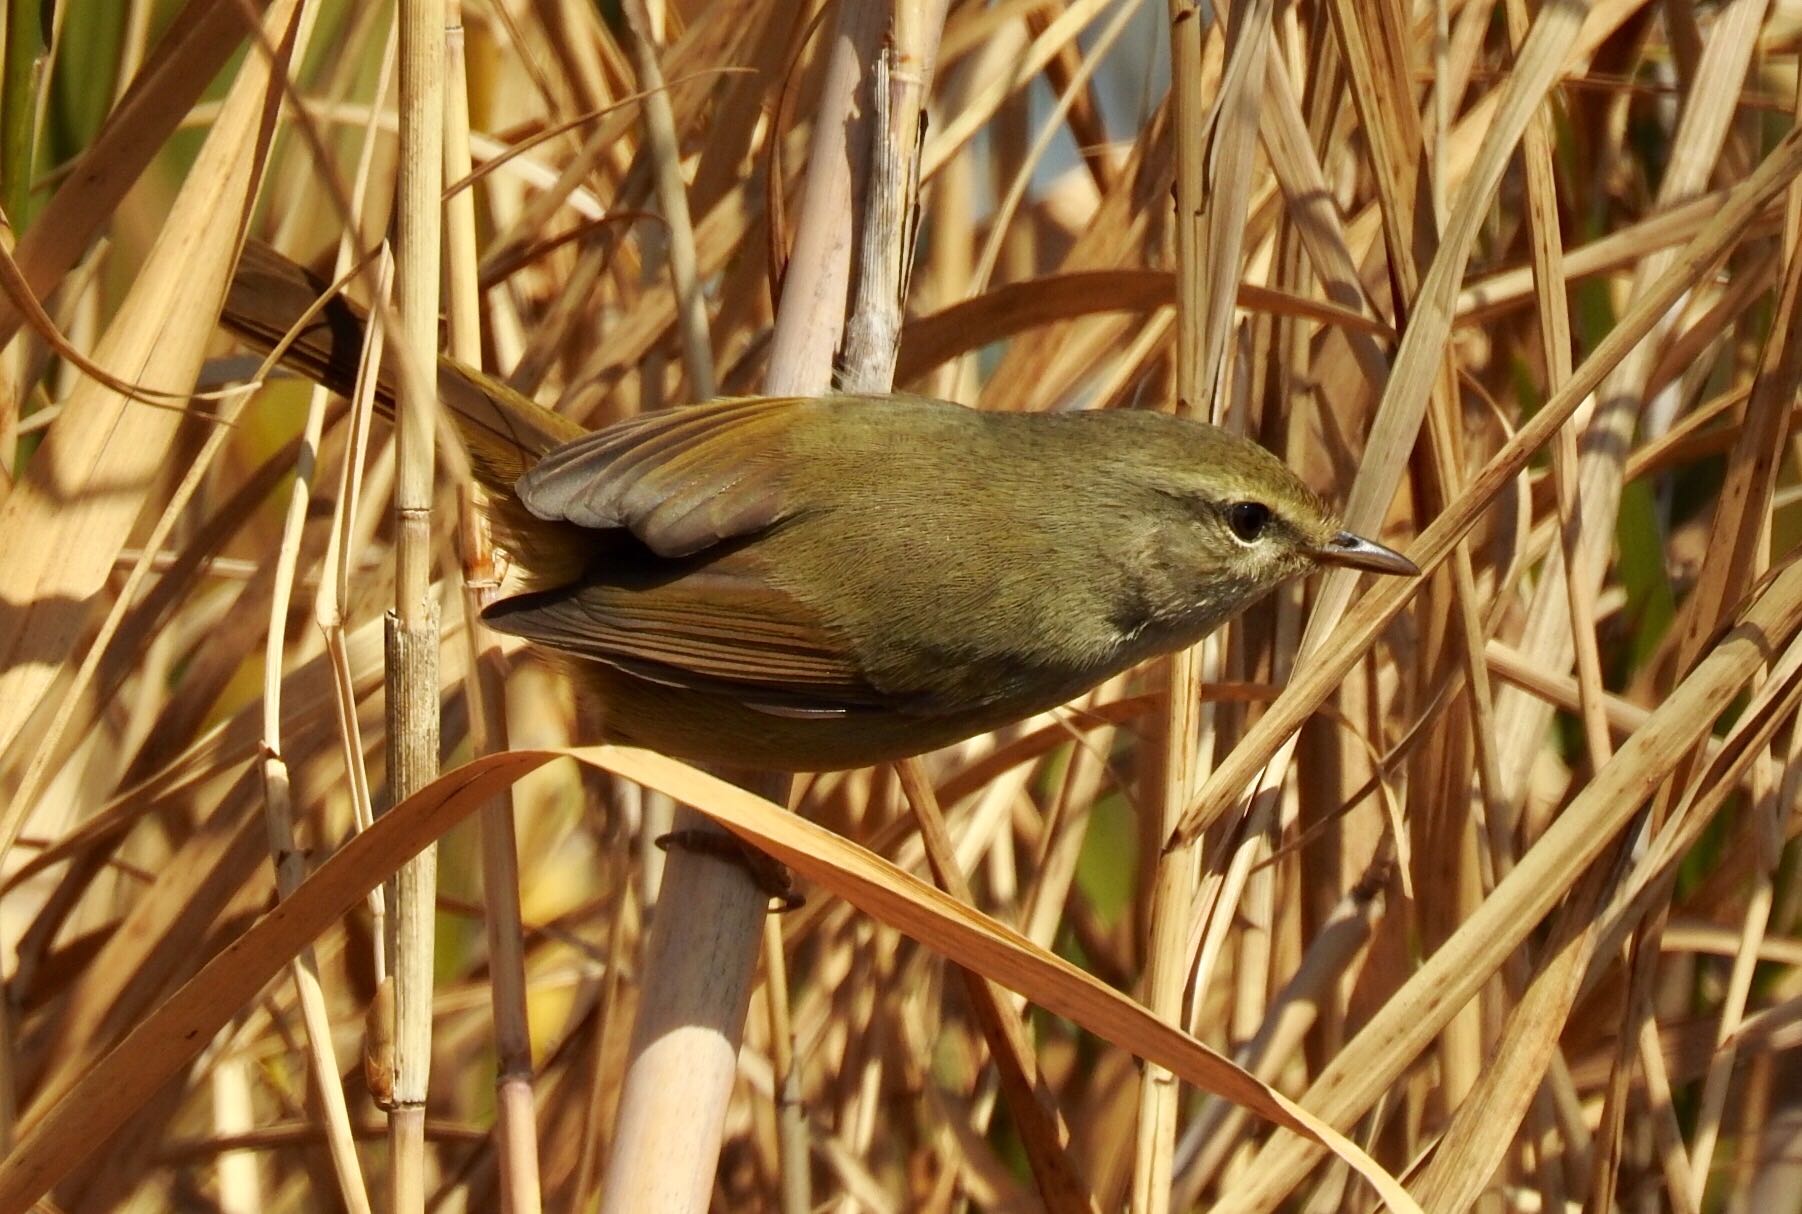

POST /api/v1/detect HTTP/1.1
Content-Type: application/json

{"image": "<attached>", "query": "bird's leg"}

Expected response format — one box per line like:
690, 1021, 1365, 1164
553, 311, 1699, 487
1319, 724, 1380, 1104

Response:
655, 830, 803, 911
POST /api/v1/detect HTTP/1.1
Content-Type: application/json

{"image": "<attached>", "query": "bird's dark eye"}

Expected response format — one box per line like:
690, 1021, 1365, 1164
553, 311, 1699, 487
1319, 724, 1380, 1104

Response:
1226, 501, 1273, 543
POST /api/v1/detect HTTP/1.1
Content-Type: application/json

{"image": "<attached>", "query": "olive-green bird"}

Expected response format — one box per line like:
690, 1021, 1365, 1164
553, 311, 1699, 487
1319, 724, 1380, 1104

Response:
222, 241, 1415, 771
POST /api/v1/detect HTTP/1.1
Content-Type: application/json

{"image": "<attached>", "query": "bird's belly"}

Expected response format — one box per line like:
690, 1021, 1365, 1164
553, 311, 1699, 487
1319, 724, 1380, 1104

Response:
574, 661, 1059, 770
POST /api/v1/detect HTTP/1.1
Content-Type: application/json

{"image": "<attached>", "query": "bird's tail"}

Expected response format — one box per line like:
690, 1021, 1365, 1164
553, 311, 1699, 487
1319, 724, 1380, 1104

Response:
221, 240, 588, 493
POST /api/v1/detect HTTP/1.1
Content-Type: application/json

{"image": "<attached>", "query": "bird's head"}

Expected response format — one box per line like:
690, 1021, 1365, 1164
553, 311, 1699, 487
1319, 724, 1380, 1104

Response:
1106, 413, 1417, 639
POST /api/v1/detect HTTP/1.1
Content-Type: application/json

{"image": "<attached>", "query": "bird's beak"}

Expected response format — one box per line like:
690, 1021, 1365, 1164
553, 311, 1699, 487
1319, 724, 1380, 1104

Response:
1309, 530, 1419, 576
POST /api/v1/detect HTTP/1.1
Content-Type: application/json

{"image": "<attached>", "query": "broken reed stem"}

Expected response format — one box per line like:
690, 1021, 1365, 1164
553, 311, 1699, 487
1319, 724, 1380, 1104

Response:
600, 1, 776, 1209
761, 0, 885, 393
601, 4, 925, 1203
386, 0, 446, 1207
839, 9, 929, 391
598, 786, 779, 1214
444, 2, 543, 1207
611, 1, 926, 1206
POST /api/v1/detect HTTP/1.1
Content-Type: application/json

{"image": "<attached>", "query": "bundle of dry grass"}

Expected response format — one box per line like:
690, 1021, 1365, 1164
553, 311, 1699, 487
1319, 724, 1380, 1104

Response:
0, 0, 1799, 1209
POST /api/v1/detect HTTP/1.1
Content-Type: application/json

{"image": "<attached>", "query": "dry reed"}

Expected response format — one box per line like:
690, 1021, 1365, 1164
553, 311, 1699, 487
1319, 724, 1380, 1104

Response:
0, 0, 1799, 1209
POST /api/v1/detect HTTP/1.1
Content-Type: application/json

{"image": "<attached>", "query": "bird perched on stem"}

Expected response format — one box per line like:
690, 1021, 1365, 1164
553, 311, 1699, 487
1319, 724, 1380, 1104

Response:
223, 241, 1415, 771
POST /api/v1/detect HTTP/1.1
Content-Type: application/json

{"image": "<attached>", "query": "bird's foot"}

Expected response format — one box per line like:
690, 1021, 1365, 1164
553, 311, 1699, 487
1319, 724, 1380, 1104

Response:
655, 829, 804, 912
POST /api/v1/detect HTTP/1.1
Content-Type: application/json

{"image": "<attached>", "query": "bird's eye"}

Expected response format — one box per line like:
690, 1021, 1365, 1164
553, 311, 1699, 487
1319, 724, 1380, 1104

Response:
1226, 501, 1273, 543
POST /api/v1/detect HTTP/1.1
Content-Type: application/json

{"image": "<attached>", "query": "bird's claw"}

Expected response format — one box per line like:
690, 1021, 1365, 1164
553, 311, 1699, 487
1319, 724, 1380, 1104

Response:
655, 829, 804, 912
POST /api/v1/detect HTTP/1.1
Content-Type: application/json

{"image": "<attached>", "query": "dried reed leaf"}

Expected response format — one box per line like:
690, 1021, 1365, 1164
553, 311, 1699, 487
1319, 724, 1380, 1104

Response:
896, 270, 1391, 386
0, 0, 263, 347
0, 734, 1431, 1212
0, 1, 306, 783
1214, 547, 1802, 1212
1179, 119, 1802, 844
10, 0, 1802, 1207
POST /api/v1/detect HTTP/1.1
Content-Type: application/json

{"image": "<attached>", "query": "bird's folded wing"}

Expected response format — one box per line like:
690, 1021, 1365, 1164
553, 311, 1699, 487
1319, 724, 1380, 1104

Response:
514, 397, 807, 557
482, 567, 885, 714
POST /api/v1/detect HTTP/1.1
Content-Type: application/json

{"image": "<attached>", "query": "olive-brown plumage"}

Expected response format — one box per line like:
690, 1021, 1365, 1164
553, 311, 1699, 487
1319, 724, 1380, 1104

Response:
224, 242, 1415, 769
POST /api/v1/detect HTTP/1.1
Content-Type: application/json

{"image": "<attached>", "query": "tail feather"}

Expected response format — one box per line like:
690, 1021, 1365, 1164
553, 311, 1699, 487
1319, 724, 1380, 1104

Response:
222, 240, 588, 492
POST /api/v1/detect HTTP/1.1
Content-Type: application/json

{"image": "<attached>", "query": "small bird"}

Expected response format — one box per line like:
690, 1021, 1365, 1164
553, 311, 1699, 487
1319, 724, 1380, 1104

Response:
224, 242, 1416, 771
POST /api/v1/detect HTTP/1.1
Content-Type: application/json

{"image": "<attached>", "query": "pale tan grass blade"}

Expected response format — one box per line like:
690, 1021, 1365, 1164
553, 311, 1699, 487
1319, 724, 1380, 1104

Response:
316, 250, 392, 959
595, 749, 1429, 1213
1211, 548, 1802, 1212
896, 757, 1097, 1213
0, 741, 1424, 1212
1133, 8, 1210, 1211
1178, 120, 1802, 844
0, 0, 308, 787
921, 0, 1115, 180
1490, 0, 1774, 806
1454, 187, 1782, 323
1257, 48, 1388, 388
1324, 0, 1435, 295
1192, 0, 1273, 411
0, 0, 274, 349
623, 0, 716, 400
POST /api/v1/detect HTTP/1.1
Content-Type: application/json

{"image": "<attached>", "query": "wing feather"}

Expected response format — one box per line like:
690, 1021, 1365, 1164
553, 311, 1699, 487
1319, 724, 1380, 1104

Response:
516, 397, 805, 555
495, 397, 887, 713
482, 564, 884, 713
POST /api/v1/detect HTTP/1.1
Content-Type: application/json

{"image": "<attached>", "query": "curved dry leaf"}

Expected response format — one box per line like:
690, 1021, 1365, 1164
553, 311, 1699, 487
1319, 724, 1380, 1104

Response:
894, 269, 1393, 386
0, 744, 1421, 1214
0, 244, 237, 411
